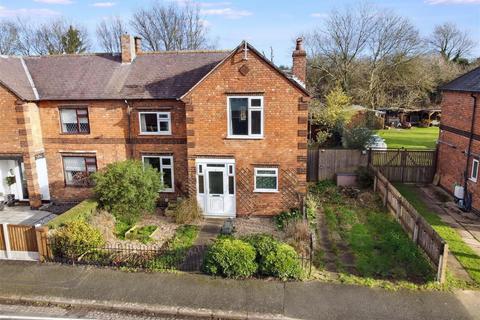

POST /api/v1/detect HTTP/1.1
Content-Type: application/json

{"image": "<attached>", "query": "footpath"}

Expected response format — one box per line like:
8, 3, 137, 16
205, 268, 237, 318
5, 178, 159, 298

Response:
0, 261, 479, 320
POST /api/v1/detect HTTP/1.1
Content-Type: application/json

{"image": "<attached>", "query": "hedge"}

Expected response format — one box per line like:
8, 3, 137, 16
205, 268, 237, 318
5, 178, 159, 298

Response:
47, 199, 98, 229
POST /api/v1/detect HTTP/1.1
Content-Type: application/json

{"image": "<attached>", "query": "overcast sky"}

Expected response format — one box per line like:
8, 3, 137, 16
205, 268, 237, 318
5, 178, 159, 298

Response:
1, 0, 479, 65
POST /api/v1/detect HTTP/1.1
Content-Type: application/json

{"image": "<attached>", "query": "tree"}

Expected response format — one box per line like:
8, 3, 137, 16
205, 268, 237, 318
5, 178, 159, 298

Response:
430, 22, 475, 63
130, 0, 213, 51
62, 25, 88, 54
96, 17, 127, 53
0, 20, 18, 55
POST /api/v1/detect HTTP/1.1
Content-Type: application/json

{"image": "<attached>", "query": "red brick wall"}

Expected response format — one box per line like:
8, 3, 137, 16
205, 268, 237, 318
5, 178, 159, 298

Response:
38, 99, 188, 202
184, 49, 309, 216
0, 85, 23, 154
438, 91, 480, 211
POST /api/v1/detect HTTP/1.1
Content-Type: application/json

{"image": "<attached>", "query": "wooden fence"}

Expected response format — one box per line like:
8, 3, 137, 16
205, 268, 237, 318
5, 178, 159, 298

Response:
0, 224, 49, 261
307, 148, 437, 183
307, 149, 368, 181
372, 166, 448, 283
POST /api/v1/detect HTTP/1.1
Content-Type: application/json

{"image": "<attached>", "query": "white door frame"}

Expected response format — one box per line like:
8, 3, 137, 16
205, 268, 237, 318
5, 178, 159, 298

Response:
195, 158, 236, 218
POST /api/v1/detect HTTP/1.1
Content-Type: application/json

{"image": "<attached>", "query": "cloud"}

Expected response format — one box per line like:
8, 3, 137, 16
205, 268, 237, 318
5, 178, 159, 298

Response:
200, 7, 252, 19
34, 0, 73, 4
311, 12, 328, 18
92, 2, 116, 7
425, 0, 480, 4
0, 6, 60, 17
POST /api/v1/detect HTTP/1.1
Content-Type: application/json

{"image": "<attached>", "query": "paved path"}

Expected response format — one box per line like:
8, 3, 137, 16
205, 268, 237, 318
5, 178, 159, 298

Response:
0, 261, 479, 319
0, 206, 56, 225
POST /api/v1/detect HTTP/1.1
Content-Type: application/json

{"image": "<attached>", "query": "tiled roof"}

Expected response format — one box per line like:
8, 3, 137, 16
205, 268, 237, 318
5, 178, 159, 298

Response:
0, 56, 37, 100
440, 66, 480, 93
22, 51, 229, 100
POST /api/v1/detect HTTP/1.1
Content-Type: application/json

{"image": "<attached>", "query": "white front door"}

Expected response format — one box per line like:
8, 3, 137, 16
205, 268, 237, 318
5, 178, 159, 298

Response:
196, 159, 235, 217
35, 156, 51, 201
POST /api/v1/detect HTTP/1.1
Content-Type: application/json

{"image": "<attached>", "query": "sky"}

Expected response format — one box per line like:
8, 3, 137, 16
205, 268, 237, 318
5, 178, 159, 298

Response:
1, 0, 479, 66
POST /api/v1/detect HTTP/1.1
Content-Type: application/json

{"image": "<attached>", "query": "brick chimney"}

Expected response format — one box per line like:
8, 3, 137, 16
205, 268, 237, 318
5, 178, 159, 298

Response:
134, 36, 142, 55
292, 38, 307, 85
121, 34, 136, 63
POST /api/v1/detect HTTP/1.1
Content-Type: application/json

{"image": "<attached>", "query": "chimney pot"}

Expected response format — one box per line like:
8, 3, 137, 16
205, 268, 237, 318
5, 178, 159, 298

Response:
292, 37, 307, 85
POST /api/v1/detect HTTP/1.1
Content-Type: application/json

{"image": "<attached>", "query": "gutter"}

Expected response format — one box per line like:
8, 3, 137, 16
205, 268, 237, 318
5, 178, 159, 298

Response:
463, 93, 478, 209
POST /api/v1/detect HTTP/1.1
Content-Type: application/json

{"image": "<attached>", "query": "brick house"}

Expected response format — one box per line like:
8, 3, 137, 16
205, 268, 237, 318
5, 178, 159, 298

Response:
0, 35, 310, 217
437, 67, 480, 213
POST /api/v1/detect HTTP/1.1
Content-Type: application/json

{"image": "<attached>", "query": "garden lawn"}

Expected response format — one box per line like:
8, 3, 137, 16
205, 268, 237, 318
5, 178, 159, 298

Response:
376, 126, 439, 149
395, 184, 480, 285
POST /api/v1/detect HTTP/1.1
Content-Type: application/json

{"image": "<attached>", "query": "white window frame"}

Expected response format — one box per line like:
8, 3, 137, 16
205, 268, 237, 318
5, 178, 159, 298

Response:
139, 112, 171, 135
142, 155, 175, 192
470, 159, 479, 183
254, 167, 278, 193
227, 96, 264, 139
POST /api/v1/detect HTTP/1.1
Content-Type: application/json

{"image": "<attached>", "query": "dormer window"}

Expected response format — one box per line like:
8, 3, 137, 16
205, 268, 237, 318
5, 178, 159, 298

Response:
139, 112, 171, 135
227, 96, 263, 138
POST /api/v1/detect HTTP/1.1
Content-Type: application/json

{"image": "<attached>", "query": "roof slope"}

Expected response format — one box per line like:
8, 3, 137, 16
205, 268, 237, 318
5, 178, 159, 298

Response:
0, 56, 37, 100
440, 66, 480, 93
23, 51, 229, 100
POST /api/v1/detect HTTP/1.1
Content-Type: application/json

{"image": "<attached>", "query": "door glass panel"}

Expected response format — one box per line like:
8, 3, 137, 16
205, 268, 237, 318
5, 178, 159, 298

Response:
208, 171, 223, 194
198, 175, 204, 194
228, 176, 234, 194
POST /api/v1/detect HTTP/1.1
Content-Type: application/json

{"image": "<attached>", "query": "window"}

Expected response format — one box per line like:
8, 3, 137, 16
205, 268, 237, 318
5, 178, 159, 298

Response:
254, 168, 278, 192
60, 108, 90, 134
471, 159, 479, 182
139, 112, 171, 135
63, 156, 96, 187
142, 155, 174, 192
228, 96, 263, 138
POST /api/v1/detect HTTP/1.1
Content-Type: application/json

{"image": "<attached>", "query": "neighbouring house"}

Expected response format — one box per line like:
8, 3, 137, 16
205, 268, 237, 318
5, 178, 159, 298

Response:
437, 66, 480, 213
0, 35, 310, 217
378, 108, 441, 127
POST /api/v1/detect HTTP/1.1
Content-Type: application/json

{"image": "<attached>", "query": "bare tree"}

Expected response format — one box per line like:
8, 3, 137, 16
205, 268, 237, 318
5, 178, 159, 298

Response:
0, 20, 18, 55
429, 22, 475, 62
96, 16, 127, 53
130, 1, 213, 51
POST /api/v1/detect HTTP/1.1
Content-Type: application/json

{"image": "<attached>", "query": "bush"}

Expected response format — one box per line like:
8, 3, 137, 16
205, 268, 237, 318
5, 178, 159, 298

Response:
242, 234, 278, 275
47, 199, 98, 229
356, 166, 373, 189
51, 220, 105, 259
170, 198, 203, 224
274, 208, 302, 230
341, 126, 374, 150
92, 160, 162, 224
264, 243, 303, 280
203, 238, 257, 278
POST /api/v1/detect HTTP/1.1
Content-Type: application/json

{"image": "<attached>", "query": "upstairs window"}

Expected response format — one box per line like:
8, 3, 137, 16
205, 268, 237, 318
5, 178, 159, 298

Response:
254, 167, 278, 192
142, 155, 174, 192
63, 156, 97, 187
139, 112, 171, 135
471, 159, 479, 182
228, 96, 263, 138
60, 108, 90, 134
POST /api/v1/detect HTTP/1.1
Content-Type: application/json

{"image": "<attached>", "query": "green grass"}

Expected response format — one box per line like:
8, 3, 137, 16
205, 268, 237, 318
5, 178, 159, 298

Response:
114, 219, 134, 240
47, 199, 98, 229
147, 225, 200, 271
376, 126, 439, 149
396, 184, 480, 285
126, 225, 157, 244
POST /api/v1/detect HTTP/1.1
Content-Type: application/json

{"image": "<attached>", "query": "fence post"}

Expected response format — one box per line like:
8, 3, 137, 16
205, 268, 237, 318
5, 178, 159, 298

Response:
2, 224, 11, 259
35, 226, 49, 262
373, 174, 378, 192
437, 243, 449, 283
412, 219, 419, 244
383, 182, 389, 207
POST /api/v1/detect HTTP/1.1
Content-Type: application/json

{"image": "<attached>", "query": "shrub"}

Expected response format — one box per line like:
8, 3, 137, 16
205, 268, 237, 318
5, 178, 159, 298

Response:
47, 199, 98, 229
305, 194, 318, 227
356, 166, 373, 189
274, 209, 302, 230
170, 198, 203, 224
203, 238, 257, 278
285, 220, 311, 256
341, 126, 374, 150
51, 220, 105, 259
264, 243, 303, 280
92, 160, 162, 224
242, 234, 279, 275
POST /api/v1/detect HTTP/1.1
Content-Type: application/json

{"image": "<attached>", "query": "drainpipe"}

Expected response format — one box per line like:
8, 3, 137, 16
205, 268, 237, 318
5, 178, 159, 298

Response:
124, 100, 134, 159
463, 93, 478, 209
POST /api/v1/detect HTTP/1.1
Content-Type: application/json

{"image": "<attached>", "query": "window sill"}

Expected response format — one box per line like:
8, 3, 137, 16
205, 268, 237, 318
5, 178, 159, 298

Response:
161, 190, 175, 193
226, 136, 264, 140
139, 133, 172, 136
253, 190, 279, 193
469, 178, 478, 183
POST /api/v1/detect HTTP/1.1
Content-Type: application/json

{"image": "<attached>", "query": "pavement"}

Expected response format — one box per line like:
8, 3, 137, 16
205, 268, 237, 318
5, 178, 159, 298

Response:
0, 206, 56, 225
0, 261, 479, 320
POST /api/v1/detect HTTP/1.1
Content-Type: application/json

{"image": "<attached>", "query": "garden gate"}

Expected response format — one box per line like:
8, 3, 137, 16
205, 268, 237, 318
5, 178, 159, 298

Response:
0, 224, 49, 261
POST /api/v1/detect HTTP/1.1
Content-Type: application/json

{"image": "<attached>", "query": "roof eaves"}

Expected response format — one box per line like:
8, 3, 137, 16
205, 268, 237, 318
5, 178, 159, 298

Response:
439, 66, 480, 92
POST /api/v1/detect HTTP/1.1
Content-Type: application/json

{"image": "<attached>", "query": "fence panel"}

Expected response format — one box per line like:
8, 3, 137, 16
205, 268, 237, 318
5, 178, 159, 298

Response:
0, 224, 48, 261
8, 225, 38, 252
307, 149, 368, 181
372, 166, 448, 283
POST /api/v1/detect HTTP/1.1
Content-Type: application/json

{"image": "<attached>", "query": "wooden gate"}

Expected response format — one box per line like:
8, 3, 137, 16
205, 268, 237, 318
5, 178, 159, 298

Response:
0, 224, 49, 261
